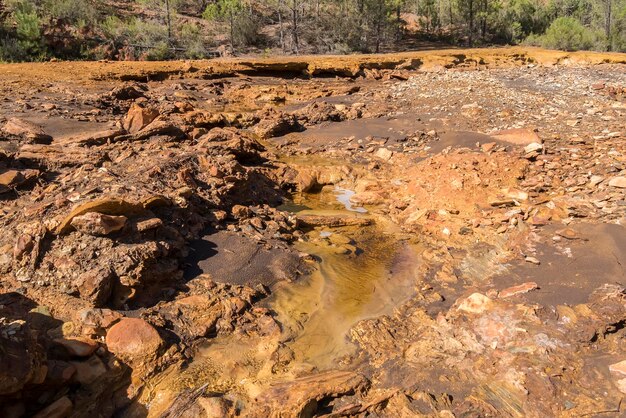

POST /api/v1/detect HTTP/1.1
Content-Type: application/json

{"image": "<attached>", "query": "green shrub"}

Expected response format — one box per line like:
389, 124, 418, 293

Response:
144, 40, 171, 60
43, 0, 97, 25
179, 23, 209, 59
538, 16, 595, 51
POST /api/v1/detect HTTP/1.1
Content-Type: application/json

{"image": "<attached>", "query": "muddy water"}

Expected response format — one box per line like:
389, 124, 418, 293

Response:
270, 186, 419, 368
270, 227, 419, 369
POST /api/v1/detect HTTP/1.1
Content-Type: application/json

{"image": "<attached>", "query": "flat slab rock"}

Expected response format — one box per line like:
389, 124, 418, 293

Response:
186, 230, 304, 287
254, 371, 369, 416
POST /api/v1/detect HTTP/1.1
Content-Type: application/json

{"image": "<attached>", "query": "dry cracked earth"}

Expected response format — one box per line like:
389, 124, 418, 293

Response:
0, 48, 625, 418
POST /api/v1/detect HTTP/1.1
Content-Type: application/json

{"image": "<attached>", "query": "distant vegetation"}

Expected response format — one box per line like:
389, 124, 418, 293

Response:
0, 0, 625, 61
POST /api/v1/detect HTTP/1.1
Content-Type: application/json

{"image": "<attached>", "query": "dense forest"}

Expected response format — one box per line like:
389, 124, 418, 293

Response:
0, 0, 625, 61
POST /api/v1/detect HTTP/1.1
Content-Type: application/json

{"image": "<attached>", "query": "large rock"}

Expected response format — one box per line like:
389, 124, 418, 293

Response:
105, 318, 163, 360
70, 212, 127, 236
2, 118, 52, 144
122, 103, 160, 134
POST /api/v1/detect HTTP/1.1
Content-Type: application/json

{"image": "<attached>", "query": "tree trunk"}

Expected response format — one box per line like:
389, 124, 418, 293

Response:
375, 0, 383, 53
481, 0, 487, 39
448, 0, 453, 26
165, 0, 172, 44
229, 12, 235, 50
605, 0, 612, 51
291, 0, 299, 54
468, 0, 474, 47
396, 5, 401, 41
278, 0, 285, 52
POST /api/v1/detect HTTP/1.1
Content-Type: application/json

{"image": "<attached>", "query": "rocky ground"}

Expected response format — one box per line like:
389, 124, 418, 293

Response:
0, 48, 625, 418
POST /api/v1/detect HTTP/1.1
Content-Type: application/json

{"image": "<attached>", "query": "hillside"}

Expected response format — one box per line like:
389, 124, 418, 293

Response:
1, 0, 626, 62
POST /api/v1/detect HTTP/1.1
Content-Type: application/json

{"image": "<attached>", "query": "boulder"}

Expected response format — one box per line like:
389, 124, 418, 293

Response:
105, 318, 163, 360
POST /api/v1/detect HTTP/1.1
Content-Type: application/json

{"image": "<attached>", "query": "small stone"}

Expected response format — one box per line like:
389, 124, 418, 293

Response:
503, 188, 529, 201
556, 228, 579, 240
608, 177, 626, 188
70, 355, 106, 385
78, 308, 122, 329
498, 282, 539, 299
45, 360, 76, 385
457, 293, 493, 314
481, 142, 497, 152
77, 266, 115, 307
524, 143, 543, 153
231, 205, 251, 219
589, 175, 604, 186
136, 218, 163, 232
375, 147, 394, 161
609, 360, 626, 377
525, 256, 541, 265
176, 186, 193, 197
54, 338, 98, 357
70, 212, 127, 236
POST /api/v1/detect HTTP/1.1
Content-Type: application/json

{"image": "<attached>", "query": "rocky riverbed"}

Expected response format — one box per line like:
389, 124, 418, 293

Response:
0, 47, 625, 417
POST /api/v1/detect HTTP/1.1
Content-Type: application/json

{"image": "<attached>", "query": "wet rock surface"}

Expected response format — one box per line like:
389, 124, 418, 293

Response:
0, 49, 625, 417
